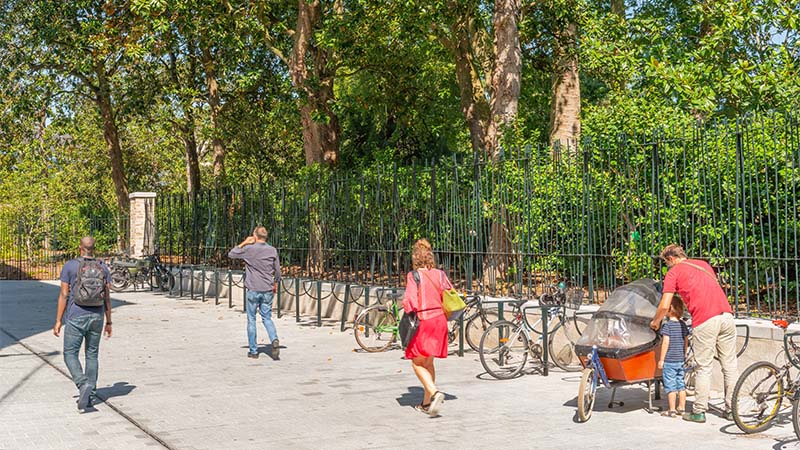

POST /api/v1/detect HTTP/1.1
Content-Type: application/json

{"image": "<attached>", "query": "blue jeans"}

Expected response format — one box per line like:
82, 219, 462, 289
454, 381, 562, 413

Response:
246, 291, 278, 354
662, 361, 686, 393
63, 314, 104, 393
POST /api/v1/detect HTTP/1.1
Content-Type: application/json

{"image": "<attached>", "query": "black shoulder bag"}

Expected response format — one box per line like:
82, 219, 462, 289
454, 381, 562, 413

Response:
399, 271, 421, 349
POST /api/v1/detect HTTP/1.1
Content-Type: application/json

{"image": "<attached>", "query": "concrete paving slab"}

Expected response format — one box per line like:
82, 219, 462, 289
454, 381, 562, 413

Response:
0, 280, 798, 450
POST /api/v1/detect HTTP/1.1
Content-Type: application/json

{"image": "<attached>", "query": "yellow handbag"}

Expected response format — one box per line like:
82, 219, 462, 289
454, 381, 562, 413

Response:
422, 270, 467, 321
442, 288, 466, 321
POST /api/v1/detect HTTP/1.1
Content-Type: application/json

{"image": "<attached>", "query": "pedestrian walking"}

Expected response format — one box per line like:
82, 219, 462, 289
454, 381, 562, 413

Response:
657, 297, 690, 418
651, 244, 738, 423
229, 226, 282, 360
402, 238, 450, 416
53, 237, 112, 411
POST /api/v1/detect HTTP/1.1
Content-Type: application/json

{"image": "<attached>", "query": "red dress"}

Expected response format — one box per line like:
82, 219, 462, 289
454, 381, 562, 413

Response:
402, 269, 451, 359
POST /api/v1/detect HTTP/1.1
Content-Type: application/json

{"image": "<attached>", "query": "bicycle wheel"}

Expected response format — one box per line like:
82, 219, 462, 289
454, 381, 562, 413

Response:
154, 268, 171, 291
109, 267, 129, 292
526, 306, 559, 336
577, 367, 596, 422
448, 321, 459, 346
732, 361, 783, 433
354, 306, 397, 352
465, 309, 499, 352
549, 319, 582, 372
792, 397, 800, 441
479, 320, 528, 380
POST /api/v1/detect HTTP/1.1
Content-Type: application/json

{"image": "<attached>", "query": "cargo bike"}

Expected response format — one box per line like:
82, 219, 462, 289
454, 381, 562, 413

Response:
575, 279, 751, 422
575, 279, 665, 422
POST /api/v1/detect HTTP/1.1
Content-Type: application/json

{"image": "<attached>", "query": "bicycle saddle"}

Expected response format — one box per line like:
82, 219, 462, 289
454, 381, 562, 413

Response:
508, 300, 527, 309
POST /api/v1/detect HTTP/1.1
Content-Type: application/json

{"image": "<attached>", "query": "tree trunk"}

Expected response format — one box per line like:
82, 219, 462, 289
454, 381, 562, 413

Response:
611, 0, 625, 17
202, 46, 226, 184
169, 42, 202, 195
548, 22, 581, 157
299, 86, 340, 165
290, 0, 340, 166
95, 67, 129, 216
183, 115, 201, 195
480, 0, 522, 292
451, 21, 491, 155
489, 0, 522, 157
287, 0, 342, 274
455, 40, 491, 154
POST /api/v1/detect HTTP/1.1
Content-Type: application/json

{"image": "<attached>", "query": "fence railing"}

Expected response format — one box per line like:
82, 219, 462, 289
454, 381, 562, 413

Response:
1, 114, 797, 318
154, 114, 799, 319
0, 215, 128, 280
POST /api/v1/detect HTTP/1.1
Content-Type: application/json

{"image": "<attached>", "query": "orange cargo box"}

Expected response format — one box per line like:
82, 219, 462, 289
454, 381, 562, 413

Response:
575, 338, 662, 383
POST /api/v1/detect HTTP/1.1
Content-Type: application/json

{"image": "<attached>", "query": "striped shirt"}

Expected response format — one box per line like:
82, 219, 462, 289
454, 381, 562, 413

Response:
660, 319, 690, 363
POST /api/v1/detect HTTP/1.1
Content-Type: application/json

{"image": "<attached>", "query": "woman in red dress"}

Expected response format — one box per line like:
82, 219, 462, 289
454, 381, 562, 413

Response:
402, 238, 451, 416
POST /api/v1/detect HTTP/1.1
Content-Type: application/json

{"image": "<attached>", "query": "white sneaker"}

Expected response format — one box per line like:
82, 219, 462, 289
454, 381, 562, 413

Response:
428, 391, 445, 417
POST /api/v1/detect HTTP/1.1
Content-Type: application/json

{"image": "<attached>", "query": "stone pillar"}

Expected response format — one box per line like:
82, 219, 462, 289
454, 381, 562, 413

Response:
129, 192, 157, 257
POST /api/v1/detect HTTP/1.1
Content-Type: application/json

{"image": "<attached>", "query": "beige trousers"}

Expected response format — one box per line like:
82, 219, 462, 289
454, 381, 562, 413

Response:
692, 313, 738, 413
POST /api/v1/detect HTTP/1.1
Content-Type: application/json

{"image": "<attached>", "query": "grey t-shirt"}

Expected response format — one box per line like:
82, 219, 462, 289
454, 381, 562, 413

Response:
59, 257, 111, 321
228, 242, 281, 292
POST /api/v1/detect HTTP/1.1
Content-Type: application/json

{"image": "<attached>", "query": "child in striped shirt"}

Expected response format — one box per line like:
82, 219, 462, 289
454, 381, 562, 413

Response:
658, 297, 690, 417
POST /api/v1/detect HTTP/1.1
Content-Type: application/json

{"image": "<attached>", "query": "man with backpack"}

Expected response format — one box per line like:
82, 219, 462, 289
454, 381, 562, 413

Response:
53, 237, 112, 411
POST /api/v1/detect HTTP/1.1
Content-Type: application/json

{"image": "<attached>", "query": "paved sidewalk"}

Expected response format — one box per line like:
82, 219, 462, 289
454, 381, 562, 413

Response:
0, 280, 797, 450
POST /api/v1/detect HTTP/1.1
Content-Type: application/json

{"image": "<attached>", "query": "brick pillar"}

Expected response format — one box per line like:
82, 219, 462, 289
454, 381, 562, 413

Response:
129, 192, 157, 257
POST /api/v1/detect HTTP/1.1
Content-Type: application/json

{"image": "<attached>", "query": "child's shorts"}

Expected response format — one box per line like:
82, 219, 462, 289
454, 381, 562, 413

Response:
662, 361, 686, 393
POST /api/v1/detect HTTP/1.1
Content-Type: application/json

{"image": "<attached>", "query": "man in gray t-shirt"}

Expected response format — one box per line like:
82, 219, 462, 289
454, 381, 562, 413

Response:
229, 226, 282, 360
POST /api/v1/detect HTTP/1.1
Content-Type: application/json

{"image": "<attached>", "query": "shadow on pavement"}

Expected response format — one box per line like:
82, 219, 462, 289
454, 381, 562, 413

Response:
774, 437, 800, 450
239, 344, 283, 359
96, 381, 137, 401
0, 262, 33, 280
563, 385, 668, 421
0, 280, 132, 351
395, 386, 458, 407
719, 412, 792, 436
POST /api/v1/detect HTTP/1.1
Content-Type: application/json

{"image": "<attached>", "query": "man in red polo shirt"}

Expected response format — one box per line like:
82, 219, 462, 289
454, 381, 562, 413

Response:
650, 244, 738, 423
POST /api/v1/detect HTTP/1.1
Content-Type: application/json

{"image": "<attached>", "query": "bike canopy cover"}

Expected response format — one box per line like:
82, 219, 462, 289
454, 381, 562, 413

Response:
576, 279, 662, 350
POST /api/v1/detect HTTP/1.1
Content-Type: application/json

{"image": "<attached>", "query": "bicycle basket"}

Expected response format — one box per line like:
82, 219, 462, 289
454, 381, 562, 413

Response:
565, 287, 583, 310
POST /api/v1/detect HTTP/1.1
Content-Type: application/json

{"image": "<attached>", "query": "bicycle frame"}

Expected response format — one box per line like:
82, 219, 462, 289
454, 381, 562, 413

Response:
374, 298, 401, 336
588, 345, 611, 389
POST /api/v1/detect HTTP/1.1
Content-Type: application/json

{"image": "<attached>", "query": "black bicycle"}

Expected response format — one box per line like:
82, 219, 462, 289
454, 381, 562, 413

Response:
109, 252, 171, 292
478, 282, 585, 378
449, 293, 501, 352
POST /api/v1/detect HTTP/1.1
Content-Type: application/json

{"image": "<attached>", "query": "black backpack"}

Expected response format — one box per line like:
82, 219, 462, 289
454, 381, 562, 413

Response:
73, 257, 107, 307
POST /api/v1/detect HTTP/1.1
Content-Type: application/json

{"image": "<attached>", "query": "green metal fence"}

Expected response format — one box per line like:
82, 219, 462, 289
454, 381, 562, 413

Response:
155, 114, 799, 319
0, 214, 128, 280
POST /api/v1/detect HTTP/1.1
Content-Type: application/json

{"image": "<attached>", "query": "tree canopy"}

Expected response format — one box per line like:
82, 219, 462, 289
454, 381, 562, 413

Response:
1, 0, 797, 219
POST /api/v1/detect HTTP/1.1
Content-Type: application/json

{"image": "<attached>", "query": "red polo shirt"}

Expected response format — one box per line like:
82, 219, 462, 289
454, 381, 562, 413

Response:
663, 259, 732, 328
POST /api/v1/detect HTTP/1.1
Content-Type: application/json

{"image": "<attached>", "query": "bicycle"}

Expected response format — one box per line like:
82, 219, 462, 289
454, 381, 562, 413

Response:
354, 289, 494, 353
353, 292, 404, 352
683, 323, 750, 397
109, 252, 172, 292
731, 321, 800, 434
478, 283, 584, 379
449, 292, 500, 352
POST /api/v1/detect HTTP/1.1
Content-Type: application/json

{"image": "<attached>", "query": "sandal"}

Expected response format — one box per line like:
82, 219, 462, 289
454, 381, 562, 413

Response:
676, 408, 685, 415
414, 403, 431, 414
428, 391, 445, 417
661, 410, 678, 418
